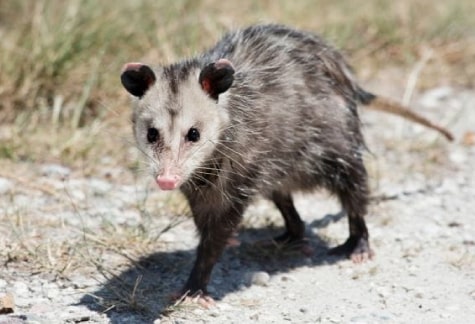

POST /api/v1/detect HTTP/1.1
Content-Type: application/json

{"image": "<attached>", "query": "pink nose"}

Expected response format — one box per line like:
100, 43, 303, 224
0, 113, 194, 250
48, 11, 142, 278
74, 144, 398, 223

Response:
156, 175, 181, 190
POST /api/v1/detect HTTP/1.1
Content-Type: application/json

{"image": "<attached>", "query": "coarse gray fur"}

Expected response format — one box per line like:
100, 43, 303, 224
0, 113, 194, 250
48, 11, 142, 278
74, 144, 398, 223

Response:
122, 24, 380, 299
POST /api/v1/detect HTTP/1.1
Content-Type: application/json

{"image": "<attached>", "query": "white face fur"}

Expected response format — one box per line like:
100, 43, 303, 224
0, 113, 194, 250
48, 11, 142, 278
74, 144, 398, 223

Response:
131, 67, 230, 190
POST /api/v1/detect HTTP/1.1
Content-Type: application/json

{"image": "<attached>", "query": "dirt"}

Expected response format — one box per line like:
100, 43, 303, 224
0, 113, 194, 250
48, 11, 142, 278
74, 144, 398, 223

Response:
0, 85, 474, 324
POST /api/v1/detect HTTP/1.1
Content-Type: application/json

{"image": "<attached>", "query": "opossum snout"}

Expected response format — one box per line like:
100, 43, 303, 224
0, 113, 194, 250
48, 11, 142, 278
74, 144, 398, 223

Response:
156, 174, 181, 191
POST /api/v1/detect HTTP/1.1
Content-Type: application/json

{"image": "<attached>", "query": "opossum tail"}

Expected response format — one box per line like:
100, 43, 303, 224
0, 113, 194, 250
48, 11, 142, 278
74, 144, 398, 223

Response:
356, 88, 454, 141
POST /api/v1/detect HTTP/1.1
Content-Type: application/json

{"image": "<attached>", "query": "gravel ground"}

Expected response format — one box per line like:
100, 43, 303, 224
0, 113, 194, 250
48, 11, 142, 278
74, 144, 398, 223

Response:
0, 86, 474, 323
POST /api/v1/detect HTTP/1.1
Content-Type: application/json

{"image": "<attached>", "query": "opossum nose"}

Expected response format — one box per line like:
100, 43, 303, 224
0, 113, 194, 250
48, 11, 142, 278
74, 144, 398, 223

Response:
156, 175, 181, 190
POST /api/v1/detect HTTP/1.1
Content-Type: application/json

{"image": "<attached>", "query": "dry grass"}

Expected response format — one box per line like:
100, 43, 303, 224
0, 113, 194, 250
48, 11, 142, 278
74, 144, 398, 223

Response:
0, 0, 473, 168
0, 158, 189, 278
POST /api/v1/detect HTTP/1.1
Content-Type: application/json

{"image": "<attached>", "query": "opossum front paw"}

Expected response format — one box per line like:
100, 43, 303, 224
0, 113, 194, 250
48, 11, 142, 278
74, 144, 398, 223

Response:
171, 290, 216, 309
328, 236, 374, 263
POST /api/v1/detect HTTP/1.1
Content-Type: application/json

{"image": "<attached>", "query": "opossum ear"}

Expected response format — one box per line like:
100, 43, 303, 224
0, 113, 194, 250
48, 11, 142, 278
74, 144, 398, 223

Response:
121, 63, 156, 97
199, 59, 235, 100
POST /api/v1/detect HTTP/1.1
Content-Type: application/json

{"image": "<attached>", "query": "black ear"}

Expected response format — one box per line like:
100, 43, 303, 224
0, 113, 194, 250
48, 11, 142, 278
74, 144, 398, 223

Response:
199, 59, 235, 100
121, 63, 156, 97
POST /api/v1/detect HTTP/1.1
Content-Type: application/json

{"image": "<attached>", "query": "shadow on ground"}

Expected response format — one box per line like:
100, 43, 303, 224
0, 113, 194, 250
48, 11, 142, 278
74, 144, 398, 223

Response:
78, 212, 346, 323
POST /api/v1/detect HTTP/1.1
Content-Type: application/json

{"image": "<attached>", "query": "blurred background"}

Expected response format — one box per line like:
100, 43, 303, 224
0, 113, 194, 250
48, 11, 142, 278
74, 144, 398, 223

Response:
0, 0, 474, 172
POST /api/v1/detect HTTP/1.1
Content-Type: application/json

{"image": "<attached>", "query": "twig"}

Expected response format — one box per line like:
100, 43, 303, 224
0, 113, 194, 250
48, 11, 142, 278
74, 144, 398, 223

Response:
402, 48, 433, 106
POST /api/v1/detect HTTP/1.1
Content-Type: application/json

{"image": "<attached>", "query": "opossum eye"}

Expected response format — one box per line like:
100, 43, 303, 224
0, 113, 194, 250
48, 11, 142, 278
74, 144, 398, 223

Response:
186, 127, 200, 142
147, 127, 159, 143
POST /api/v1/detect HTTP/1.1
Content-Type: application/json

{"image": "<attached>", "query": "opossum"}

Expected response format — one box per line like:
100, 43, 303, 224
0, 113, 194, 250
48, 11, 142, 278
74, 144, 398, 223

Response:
120, 24, 453, 303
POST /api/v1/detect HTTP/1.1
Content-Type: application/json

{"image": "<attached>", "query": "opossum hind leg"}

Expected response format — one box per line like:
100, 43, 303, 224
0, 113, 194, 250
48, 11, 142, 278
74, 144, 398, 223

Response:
328, 220, 373, 263
259, 191, 313, 256
327, 156, 374, 262
271, 191, 305, 243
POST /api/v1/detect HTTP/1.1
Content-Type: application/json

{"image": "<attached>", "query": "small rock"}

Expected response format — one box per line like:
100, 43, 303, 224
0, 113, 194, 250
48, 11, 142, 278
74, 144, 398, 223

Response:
69, 189, 86, 201
250, 271, 270, 287
88, 178, 112, 196
0, 178, 13, 195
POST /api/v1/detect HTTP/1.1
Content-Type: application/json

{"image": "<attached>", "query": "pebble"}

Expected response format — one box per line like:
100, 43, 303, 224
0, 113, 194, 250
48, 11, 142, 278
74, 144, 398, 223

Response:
0, 178, 13, 194
69, 189, 86, 201
249, 271, 270, 287
88, 178, 112, 196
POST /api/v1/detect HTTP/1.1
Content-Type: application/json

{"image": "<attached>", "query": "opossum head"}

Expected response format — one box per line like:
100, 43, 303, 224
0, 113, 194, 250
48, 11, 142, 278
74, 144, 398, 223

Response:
121, 59, 234, 190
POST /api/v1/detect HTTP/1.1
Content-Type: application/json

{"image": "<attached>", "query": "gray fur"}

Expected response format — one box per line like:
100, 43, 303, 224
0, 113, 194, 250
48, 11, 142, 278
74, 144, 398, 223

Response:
123, 24, 372, 297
